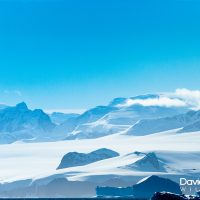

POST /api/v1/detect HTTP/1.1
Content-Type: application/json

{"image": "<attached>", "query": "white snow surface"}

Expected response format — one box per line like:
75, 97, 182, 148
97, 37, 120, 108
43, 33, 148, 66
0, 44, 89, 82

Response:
0, 129, 200, 184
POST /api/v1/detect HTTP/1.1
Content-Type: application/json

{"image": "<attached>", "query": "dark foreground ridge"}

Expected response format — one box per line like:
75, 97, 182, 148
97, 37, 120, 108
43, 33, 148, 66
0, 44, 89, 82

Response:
151, 192, 200, 200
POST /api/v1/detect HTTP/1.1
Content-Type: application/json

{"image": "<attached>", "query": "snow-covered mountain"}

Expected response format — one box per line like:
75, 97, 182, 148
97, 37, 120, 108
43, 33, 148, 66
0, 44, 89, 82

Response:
49, 112, 80, 125
126, 110, 200, 136
179, 119, 200, 133
54, 106, 117, 136
0, 93, 194, 143
65, 119, 129, 140
57, 94, 189, 140
0, 102, 55, 143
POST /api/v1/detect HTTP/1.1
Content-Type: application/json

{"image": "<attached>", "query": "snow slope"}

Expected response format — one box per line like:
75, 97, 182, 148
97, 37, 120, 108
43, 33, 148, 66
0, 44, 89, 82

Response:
126, 110, 200, 136
0, 129, 200, 184
55, 94, 189, 140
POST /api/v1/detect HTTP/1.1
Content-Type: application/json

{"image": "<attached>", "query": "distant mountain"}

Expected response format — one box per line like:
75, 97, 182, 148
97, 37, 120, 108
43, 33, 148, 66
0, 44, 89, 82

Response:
54, 105, 117, 136
59, 94, 188, 140
179, 119, 200, 133
0, 178, 97, 198
0, 102, 56, 143
107, 94, 187, 126
108, 94, 160, 107
57, 148, 119, 169
0, 93, 192, 143
126, 110, 200, 136
65, 119, 129, 140
49, 112, 80, 125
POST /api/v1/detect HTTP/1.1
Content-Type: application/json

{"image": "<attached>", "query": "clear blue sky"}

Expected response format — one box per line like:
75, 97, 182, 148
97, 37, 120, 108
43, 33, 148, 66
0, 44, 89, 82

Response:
0, 0, 200, 112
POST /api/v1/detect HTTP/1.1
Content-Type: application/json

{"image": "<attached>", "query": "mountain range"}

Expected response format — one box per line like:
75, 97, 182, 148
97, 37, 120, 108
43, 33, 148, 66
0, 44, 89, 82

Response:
126, 110, 200, 136
1, 93, 200, 143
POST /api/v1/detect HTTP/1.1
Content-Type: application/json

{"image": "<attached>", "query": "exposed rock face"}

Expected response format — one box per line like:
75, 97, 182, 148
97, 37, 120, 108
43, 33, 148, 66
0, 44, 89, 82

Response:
151, 192, 200, 200
57, 148, 119, 169
127, 152, 166, 172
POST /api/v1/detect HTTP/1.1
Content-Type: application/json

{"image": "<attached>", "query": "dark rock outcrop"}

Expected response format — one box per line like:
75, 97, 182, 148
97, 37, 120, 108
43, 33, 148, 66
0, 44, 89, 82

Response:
151, 192, 200, 200
127, 152, 166, 172
57, 148, 119, 169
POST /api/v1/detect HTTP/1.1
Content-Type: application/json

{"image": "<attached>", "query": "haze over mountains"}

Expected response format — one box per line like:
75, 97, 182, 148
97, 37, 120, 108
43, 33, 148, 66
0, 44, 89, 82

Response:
2, 91, 200, 143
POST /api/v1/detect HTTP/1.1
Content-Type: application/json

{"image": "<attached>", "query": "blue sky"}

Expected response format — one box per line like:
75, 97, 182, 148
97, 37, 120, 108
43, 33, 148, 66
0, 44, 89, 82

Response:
0, 0, 200, 112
